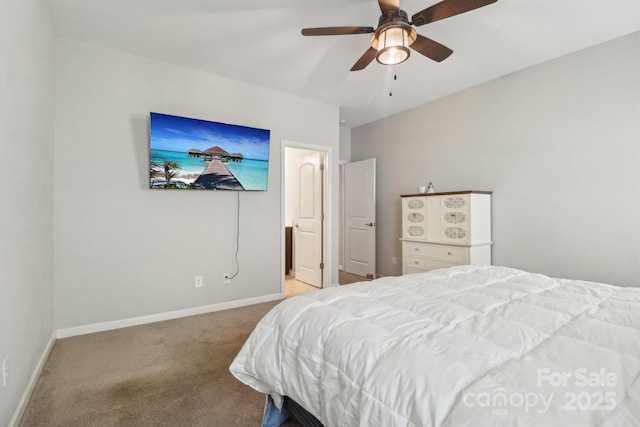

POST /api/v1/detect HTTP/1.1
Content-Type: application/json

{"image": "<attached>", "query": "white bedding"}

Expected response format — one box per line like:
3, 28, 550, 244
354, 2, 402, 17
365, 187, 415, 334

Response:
229, 265, 640, 426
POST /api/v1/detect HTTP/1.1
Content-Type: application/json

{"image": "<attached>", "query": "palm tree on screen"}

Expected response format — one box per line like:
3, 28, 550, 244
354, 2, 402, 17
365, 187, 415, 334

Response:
162, 160, 181, 185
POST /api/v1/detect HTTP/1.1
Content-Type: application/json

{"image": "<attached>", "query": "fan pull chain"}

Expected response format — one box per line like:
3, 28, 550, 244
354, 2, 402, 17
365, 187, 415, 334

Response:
389, 65, 398, 97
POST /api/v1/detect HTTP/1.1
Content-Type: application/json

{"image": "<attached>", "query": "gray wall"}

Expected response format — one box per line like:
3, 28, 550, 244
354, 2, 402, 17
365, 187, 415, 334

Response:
352, 32, 640, 286
53, 38, 339, 329
339, 124, 351, 162
0, 0, 56, 424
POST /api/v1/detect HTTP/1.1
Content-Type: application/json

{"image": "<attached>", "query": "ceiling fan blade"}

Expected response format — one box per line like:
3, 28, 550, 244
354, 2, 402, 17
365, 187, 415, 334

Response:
412, 0, 497, 26
410, 34, 453, 62
302, 26, 374, 36
351, 47, 377, 71
378, 0, 400, 13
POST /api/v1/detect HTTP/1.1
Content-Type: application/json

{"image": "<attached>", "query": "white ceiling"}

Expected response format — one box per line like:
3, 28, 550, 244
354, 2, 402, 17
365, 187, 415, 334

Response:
48, 0, 640, 128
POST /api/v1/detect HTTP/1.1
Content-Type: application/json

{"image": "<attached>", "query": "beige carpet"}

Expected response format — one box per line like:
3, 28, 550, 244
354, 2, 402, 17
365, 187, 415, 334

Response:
338, 271, 370, 285
285, 271, 370, 297
20, 275, 370, 426
19, 300, 291, 427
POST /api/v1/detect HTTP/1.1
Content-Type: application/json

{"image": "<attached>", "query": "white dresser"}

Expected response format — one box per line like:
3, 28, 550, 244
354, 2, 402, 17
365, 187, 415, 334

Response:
401, 191, 492, 274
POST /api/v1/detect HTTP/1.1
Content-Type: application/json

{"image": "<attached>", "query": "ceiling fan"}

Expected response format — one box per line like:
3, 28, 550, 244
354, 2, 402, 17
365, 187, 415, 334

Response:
301, 0, 497, 71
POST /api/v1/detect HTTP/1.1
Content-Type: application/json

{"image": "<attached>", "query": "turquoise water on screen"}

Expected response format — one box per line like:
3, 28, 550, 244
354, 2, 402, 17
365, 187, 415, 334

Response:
225, 159, 268, 191
150, 149, 207, 174
150, 149, 268, 190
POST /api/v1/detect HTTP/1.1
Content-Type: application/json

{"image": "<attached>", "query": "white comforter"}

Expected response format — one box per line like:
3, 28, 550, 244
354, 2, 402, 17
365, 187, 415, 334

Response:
229, 265, 640, 426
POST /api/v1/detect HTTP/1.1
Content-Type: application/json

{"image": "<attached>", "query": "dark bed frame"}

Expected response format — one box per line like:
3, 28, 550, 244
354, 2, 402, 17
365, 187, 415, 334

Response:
283, 396, 324, 427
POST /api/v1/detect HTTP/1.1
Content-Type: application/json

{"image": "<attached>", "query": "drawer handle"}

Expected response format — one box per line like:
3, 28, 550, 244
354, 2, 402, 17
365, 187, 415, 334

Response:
414, 261, 419, 265
447, 251, 452, 256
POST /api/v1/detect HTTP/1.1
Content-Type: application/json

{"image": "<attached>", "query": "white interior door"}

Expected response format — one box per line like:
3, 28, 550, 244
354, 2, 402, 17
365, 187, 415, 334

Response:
344, 158, 376, 278
294, 152, 323, 287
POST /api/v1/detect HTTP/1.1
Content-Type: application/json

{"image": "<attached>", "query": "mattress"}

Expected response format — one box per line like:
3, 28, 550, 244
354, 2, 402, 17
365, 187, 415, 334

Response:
229, 265, 640, 426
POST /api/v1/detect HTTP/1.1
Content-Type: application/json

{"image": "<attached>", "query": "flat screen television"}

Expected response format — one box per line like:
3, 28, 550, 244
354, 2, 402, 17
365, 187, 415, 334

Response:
149, 112, 271, 191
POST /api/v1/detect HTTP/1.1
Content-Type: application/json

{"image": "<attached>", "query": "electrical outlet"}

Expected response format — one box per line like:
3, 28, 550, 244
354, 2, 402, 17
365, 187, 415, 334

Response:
223, 273, 231, 285
391, 256, 397, 265
2, 356, 8, 387
195, 275, 203, 288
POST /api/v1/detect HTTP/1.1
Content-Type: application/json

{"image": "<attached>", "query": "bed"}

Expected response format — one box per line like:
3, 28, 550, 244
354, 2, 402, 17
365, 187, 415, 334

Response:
229, 265, 640, 426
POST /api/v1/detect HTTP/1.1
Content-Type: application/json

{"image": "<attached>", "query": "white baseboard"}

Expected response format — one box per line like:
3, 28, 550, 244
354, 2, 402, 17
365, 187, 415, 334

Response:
9, 332, 56, 427
56, 293, 283, 339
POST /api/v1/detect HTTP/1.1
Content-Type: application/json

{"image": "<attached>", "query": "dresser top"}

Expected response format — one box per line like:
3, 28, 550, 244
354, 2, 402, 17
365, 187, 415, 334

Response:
400, 190, 493, 198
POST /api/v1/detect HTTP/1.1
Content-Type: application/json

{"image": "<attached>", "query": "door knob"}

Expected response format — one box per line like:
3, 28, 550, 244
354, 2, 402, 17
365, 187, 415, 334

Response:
365, 222, 376, 227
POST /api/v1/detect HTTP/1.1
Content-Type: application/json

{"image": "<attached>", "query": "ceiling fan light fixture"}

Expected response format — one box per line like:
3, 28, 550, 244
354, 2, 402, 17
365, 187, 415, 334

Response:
302, 0, 498, 71
373, 26, 415, 66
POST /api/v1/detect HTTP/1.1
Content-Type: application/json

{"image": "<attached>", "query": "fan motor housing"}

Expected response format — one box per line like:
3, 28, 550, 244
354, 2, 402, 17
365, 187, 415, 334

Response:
372, 9, 417, 49
378, 8, 410, 27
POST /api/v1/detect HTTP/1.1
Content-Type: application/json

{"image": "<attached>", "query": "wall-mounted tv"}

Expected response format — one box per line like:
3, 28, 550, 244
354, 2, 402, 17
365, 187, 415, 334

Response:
149, 112, 270, 191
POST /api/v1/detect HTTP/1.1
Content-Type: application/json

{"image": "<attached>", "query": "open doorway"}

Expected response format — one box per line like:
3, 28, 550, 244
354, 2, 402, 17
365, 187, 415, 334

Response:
283, 144, 328, 298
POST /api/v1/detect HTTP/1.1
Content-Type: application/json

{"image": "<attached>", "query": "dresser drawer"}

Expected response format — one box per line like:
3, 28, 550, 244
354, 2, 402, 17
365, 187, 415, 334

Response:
404, 256, 462, 272
403, 242, 468, 263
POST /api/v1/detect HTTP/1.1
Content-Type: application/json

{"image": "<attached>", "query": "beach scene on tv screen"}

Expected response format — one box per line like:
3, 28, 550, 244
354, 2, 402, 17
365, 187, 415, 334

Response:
149, 112, 270, 191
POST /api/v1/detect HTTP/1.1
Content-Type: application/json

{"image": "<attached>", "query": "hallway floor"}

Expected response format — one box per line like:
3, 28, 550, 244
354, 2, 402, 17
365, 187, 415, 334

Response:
285, 271, 370, 298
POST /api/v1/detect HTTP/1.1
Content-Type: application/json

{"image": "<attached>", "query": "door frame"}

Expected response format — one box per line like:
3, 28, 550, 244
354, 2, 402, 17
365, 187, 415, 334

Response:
281, 140, 333, 296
